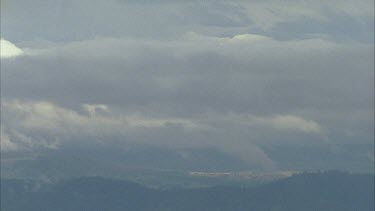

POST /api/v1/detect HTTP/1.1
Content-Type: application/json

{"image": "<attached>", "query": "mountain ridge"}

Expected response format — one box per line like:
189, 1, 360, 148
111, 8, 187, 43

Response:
2, 171, 374, 211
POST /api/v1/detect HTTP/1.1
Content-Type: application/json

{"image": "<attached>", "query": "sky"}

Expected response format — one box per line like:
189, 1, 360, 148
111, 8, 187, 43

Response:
1, 0, 374, 172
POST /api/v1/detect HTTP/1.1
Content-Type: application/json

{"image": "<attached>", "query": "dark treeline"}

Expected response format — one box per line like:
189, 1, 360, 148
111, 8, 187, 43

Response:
1, 171, 374, 211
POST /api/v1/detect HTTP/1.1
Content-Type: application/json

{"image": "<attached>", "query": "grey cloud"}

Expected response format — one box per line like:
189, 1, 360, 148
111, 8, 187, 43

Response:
1, 0, 373, 173
2, 37, 372, 151
2, 36, 372, 115
1, 99, 329, 171
2, 0, 373, 43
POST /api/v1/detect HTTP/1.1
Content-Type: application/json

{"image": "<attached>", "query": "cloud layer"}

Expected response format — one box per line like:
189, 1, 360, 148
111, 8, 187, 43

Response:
1, 0, 374, 172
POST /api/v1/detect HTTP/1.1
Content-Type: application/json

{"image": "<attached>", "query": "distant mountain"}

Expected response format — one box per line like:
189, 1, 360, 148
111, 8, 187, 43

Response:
1, 146, 254, 177
1, 146, 274, 188
2, 171, 374, 211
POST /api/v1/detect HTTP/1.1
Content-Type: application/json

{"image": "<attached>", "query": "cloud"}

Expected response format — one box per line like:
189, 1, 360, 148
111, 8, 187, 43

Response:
2, 35, 371, 115
185, 32, 271, 43
244, 0, 373, 26
0, 130, 18, 151
0, 0, 373, 172
1, 35, 372, 150
0, 39, 23, 58
254, 115, 322, 133
1, 100, 202, 137
1, 100, 207, 149
82, 104, 109, 117
1, 0, 373, 42
1, 99, 329, 171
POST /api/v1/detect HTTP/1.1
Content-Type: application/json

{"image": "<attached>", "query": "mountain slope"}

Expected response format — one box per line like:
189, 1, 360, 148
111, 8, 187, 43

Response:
1, 171, 374, 211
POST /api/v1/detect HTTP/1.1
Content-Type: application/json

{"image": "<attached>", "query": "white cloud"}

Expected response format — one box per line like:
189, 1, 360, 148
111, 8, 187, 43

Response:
254, 115, 323, 133
83, 104, 109, 117
0, 99, 326, 170
185, 32, 270, 43
198, 112, 323, 134
230, 34, 269, 42
1, 100, 206, 151
0, 38, 23, 59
